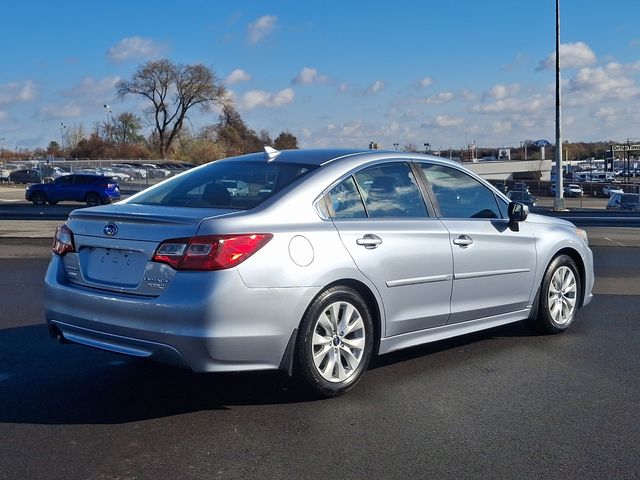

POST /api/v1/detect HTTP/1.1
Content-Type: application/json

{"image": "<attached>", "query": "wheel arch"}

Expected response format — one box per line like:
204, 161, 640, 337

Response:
321, 278, 384, 355
550, 247, 587, 308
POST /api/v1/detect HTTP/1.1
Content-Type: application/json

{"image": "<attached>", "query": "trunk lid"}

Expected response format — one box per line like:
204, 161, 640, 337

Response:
62, 204, 236, 295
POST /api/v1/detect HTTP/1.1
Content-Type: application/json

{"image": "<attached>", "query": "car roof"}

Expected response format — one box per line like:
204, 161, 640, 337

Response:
220, 148, 370, 166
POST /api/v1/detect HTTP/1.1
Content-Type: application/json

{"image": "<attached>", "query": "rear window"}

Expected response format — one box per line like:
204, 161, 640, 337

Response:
129, 160, 317, 209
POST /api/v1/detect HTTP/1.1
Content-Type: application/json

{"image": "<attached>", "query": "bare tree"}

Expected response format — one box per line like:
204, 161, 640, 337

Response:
116, 59, 226, 158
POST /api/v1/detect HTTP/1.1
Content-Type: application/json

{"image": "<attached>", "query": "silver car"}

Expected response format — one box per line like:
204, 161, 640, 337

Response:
45, 149, 594, 397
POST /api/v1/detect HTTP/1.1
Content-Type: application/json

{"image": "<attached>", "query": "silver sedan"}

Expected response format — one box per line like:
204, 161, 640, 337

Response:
45, 149, 594, 397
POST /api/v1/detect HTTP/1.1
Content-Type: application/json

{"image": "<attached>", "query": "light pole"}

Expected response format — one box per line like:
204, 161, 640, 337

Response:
393, 142, 399, 151
104, 104, 113, 141
424, 142, 430, 154
553, 0, 566, 210
60, 122, 66, 153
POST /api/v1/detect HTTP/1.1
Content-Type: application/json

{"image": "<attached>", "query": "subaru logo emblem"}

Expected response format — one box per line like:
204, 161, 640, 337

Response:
103, 224, 118, 236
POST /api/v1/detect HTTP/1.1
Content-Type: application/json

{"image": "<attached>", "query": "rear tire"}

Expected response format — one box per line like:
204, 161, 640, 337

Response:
294, 286, 373, 398
85, 192, 100, 206
31, 191, 47, 206
535, 254, 581, 334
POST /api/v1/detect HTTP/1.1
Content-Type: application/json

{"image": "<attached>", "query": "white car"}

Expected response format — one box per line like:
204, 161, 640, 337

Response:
564, 184, 583, 198
603, 185, 623, 197
142, 163, 172, 178
112, 163, 147, 179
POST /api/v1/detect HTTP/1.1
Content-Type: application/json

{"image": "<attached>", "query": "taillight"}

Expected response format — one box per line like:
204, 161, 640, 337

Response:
152, 234, 272, 271
52, 225, 75, 255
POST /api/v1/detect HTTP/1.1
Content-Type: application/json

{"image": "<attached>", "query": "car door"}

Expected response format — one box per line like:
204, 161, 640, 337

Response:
419, 162, 537, 324
50, 175, 73, 201
327, 161, 453, 337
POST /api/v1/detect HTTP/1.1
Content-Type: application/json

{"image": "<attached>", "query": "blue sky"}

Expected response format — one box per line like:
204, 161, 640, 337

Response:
1, 0, 640, 152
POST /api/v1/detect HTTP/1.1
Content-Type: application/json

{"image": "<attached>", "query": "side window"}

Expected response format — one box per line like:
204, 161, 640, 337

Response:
421, 164, 502, 219
353, 163, 428, 218
328, 177, 366, 219
55, 176, 72, 186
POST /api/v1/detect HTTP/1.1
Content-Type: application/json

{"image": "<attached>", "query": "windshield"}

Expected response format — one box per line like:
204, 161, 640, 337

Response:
129, 160, 317, 209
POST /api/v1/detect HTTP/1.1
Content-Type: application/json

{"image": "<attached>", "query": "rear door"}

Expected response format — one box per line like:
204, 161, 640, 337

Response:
328, 161, 453, 337
419, 162, 537, 324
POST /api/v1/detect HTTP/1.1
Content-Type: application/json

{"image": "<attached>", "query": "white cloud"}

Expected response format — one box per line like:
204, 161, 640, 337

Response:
567, 62, 640, 104
337, 83, 350, 94
106, 36, 166, 63
0, 80, 37, 106
424, 91, 454, 104
64, 76, 120, 100
420, 77, 434, 88
39, 103, 83, 120
487, 83, 520, 100
492, 121, 512, 134
593, 107, 617, 122
471, 94, 551, 114
239, 88, 294, 109
537, 42, 597, 71
247, 15, 277, 44
225, 69, 251, 85
292, 67, 330, 85
366, 80, 385, 95
429, 115, 464, 128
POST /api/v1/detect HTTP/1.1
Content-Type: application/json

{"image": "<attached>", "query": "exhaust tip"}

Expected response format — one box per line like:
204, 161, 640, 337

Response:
49, 324, 67, 344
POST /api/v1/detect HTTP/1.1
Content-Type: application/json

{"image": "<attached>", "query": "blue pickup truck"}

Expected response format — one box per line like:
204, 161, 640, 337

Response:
25, 174, 121, 206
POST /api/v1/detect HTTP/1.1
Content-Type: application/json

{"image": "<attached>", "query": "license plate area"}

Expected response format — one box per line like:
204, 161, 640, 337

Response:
82, 247, 147, 287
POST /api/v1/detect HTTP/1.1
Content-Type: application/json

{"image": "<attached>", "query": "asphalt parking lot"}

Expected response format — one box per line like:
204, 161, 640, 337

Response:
0, 242, 639, 479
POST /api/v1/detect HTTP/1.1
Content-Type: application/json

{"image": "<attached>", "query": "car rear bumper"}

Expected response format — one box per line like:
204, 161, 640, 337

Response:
44, 254, 319, 372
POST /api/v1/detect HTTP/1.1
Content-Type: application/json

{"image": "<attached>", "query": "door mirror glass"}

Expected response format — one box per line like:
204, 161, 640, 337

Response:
508, 202, 528, 222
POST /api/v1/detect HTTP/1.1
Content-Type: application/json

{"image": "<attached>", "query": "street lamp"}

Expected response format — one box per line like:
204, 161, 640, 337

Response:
424, 142, 430, 154
553, 0, 566, 210
104, 104, 113, 141
60, 122, 66, 153
393, 142, 399, 151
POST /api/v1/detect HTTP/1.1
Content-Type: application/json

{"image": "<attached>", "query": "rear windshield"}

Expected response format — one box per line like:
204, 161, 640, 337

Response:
128, 160, 317, 209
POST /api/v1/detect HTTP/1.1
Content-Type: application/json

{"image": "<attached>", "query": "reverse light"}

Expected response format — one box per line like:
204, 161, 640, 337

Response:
152, 234, 272, 271
52, 224, 75, 255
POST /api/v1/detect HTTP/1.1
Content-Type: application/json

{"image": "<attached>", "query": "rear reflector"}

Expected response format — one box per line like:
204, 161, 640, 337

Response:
153, 234, 272, 271
52, 224, 75, 255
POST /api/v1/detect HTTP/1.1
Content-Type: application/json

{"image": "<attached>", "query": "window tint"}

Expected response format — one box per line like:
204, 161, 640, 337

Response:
328, 177, 366, 218
353, 163, 428, 218
55, 176, 73, 185
130, 161, 317, 210
421, 164, 502, 219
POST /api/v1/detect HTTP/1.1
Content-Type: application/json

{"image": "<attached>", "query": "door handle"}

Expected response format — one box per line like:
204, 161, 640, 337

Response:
453, 235, 473, 247
356, 234, 383, 249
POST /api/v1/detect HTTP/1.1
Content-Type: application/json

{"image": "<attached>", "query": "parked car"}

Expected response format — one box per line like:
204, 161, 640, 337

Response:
507, 190, 536, 209
141, 163, 172, 178
606, 193, 639, 211
44, 149, 594, 397
564, 184, 583, 197
112, 163, 147, 179
10, 169, 42, 184
25, 174, 121, 206
603, 184, 624, 198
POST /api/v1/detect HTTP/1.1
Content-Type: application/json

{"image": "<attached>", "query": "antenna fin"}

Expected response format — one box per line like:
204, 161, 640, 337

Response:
264, 146, 281, 162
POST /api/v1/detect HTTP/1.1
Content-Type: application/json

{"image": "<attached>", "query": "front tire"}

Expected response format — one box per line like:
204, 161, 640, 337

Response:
294, 286, 374, 397
31, 191, 47, 206
536, 254, 581, 334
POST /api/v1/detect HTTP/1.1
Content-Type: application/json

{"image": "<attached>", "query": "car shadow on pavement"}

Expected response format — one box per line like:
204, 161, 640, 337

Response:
0, 324, 310, 425
0, 320, 541, 425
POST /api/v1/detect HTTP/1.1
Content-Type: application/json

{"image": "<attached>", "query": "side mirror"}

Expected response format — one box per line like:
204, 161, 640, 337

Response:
508, 202, 528, 223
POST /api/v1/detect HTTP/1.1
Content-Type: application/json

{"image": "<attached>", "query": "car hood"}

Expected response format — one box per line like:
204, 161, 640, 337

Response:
526, 212, 575, 228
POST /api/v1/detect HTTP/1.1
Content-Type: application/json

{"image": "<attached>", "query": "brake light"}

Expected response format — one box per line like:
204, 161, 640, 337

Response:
152, 234, 272, 271
52, 225, 75, 255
